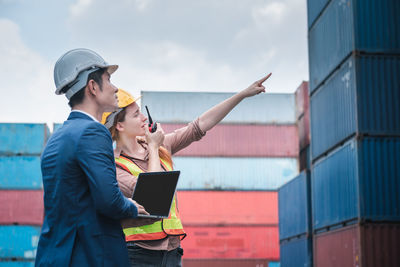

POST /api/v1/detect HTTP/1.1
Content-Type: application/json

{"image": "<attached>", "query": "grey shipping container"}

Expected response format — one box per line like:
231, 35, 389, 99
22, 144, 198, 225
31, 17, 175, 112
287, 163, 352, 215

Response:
308, 0, 400, 93
141, 91, 295, 124
279, 171, 312, 241
312, 137, 400, 231
310, 54, 400, 160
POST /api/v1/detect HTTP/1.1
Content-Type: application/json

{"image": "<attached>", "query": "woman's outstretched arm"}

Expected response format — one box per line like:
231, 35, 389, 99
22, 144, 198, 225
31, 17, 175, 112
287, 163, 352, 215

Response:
198, 73, 271, 132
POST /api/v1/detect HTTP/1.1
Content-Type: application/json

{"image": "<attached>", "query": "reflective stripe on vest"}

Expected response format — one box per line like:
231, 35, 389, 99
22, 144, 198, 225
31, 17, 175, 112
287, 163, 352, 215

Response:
115, 155, 186, 241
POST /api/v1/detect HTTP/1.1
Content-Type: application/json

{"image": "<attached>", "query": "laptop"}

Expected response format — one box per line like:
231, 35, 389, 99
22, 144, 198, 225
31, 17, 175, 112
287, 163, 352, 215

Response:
132, 170, 180, 219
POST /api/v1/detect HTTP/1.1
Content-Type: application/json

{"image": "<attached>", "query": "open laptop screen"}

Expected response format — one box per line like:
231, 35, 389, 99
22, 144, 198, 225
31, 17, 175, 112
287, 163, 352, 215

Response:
132, 170, 180, 218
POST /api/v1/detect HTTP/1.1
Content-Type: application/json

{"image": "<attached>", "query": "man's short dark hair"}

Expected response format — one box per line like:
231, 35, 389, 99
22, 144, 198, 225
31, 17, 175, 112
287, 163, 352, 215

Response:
68, 68, 106, 108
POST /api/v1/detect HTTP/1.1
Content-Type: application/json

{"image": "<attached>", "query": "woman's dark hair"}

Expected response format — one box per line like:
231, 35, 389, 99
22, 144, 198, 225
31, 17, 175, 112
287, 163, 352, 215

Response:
68, 68, 106, 108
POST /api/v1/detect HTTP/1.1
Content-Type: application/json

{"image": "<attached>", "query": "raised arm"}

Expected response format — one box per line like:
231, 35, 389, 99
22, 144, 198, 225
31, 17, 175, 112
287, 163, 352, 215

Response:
198, 73, 271, 132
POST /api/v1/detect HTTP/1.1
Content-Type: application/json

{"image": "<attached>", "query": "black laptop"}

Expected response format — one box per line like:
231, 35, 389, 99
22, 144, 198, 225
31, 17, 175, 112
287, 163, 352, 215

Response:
132, 171, 180, 219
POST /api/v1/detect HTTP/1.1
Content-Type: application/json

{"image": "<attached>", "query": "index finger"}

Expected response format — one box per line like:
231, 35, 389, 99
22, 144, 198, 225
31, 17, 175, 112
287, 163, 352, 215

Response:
257, 73, 272, 85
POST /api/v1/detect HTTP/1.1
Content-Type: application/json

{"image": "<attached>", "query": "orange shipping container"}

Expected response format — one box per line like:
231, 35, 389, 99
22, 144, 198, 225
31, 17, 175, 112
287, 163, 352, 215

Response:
182, 226, 279, 259
177, 191, 278, 226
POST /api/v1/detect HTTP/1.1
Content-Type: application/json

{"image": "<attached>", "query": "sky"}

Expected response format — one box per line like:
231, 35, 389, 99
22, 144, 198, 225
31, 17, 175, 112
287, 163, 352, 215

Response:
0, 0, 309, 127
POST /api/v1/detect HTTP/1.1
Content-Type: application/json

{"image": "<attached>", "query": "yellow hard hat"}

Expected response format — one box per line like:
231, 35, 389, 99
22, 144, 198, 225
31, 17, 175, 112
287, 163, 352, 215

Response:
101, 89, 141, 128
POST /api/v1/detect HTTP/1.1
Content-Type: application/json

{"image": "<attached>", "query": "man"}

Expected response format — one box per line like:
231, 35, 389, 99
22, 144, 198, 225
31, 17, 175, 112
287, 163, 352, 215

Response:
35, 48, 147, 266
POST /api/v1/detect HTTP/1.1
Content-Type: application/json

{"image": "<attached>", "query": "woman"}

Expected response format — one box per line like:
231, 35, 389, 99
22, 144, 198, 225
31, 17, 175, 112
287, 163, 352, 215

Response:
102, 73, 271, 267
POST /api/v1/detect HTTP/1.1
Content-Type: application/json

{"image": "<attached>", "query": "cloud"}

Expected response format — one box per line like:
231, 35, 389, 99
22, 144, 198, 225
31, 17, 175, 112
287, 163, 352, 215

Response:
0, 18, 70, 127
69, 0, 93, 17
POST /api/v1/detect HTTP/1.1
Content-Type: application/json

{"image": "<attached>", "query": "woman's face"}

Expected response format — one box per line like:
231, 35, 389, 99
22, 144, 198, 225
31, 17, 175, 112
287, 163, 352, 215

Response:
117, 102, 147, 137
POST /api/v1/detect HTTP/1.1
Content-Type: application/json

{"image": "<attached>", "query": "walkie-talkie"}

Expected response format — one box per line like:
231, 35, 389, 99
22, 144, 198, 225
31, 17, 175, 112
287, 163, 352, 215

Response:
145, 106, 157, 133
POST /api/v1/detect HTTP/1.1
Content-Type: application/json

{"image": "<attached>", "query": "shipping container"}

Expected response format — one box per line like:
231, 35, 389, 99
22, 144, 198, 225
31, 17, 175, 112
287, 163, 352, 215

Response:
0, 156, 42, 189
0, 124, 49, 156
314, 223, 400, 267
182, 226, 279, 259
298, 109, 310, 151
0, 226, 40, 259
278, 171, 312, 240
312, 137, 400, 231
307, 0, 330, 28
177, 191, 277, 226
295, 81, 309, 120
174, 157, 298, 190
268, 262, 280, 267
308, 0, 400, 93
299, 146, 311, 172
0, 262, 35, 267
162, 124, 298, 157
0, 190, 43, 225
310, 54, 400, 160
280, 236, 313, 267
141, 91, 296, 124
182, 259, 270, 267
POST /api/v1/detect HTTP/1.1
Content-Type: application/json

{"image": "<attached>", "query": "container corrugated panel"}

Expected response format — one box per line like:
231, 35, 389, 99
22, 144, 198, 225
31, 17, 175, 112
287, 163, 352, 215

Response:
298, 109, 310, 151
278, 171, 311, 240
0, 226, 40, 259
182, 226, 279, 259
0, 262, 34, 267
310, 54, 400, 160
182, 259, 270, 267
312, 137, 400, 231
162, 124, 298, 157
0, 156, 42, 189
308, 0, 400, 93
314, 223, 400, 267
0, 190, 43, 225
295, 81, 309, 120
174, 157, 298, 190
0, 124, 49, 156
141, 91, 296, 124
280, 237, 313, 267
299, 146, 311, 172
177, 191, 277, 225
306, 0, 330, 28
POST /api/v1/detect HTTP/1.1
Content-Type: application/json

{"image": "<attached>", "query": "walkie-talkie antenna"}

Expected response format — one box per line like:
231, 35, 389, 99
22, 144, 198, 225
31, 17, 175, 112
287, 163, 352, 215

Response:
145, 106, 153, 124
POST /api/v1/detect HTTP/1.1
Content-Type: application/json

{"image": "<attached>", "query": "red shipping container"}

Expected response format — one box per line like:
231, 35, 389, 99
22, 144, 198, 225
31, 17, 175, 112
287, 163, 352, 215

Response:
298, 108, 310, 150
0, 190, 43, 225
177, 191, 278, 226
314, 223, 400, 267
182, 226, 279, 259
162, 124, 298, 157
295, 81, 309, 120
182, 258, 270, 267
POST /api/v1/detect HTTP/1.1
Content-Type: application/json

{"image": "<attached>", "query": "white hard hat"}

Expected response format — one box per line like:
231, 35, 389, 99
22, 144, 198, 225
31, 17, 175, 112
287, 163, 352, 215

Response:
54, 48, 118, 99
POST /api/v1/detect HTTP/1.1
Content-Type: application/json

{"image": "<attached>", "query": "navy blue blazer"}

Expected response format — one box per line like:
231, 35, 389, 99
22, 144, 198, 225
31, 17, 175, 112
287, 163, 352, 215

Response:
35, 111, 137, 267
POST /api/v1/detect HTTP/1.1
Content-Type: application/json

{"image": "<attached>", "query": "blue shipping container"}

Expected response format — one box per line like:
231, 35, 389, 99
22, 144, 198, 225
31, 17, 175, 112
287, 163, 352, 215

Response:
280, 237, 313, 267
307, 0, 330, 28
0, 226, 40, 259
0, 262, 34, 267
310, 54, 400, 160
174, 157, 298, 190
308, 0, 400, 93
0, 124, 49, 156
0, 156, 42, 189
312, 137, 400, 231
269, 262, 281, 267
141, 91, 296, 124
279, 171, 312, 240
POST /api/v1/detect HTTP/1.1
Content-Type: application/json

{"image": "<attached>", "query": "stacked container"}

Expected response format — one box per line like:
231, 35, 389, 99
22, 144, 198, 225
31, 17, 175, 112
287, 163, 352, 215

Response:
307, 0, 400, 266
0, 123, 49, 266
278, 81, 313, 267
141, 91, 299, 266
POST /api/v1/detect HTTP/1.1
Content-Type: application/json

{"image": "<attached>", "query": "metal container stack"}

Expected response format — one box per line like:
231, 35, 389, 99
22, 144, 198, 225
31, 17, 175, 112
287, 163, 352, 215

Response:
278, 81, 313, 267
307, 0, 400, 266
0, 123, 49, 267
141, 91, 299, 267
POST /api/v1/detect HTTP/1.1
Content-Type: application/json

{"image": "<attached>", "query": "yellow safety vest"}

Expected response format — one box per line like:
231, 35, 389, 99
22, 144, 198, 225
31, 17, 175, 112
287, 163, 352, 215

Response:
115, 154, 186, 242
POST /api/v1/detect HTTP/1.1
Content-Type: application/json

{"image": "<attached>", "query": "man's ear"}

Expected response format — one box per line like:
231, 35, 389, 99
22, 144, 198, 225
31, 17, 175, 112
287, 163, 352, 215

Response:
87, 79, 98, 96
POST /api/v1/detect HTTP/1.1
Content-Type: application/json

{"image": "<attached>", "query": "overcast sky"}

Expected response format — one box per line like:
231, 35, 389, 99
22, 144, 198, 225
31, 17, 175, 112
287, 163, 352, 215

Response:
0, 0, 308, 127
